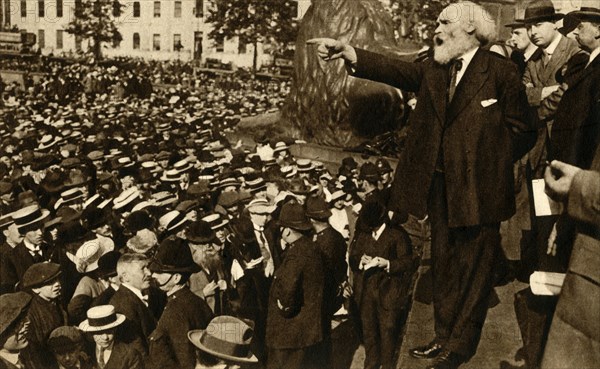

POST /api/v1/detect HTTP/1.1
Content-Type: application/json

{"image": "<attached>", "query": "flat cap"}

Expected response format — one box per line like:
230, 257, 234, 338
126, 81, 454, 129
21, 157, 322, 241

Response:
21, 262, 62, 289
48, 326, 84, 353
0, 292, 32, 337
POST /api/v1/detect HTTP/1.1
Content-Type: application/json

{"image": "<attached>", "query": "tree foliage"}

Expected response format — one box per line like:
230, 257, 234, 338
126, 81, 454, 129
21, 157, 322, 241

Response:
206, 0, 298, 71
387, 0, 455, 44
65, 0, 123, 59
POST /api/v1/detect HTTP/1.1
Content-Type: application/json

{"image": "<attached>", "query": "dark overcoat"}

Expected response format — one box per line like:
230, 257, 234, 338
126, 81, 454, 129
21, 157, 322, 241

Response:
266, 236, 326, 350
352, 48, 535, 228
540, 91, 600, 369
147, 287, 213, 369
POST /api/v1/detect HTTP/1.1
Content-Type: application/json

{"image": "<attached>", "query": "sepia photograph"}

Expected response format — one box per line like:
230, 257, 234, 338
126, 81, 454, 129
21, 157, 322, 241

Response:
0, 0, 598, 368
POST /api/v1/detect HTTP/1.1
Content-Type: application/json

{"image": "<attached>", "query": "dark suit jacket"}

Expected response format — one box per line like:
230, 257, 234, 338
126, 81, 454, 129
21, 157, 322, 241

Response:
541, 136, 600, 369
148, 287, 213, 369
266, 236, 326, 349
349, 224, 414, 310
353, 48, 535, 227
102, 342, 144, 369
549, 55, 600, 169
0, 241, 52, 293
23, 295, 67, 368
110, 285, 158, 355
314, 226, 348, 317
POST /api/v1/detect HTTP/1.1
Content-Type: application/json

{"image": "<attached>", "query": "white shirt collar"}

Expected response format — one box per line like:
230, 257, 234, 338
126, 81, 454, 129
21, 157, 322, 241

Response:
372, 223, 386, 241
455, 47, 479, 85
524, 45, 538, 62
121, 283, 147, 305
544, 33, 562, 56
96, 341, 114, 365
23, 238, 40, 252
588, 47, 600, 67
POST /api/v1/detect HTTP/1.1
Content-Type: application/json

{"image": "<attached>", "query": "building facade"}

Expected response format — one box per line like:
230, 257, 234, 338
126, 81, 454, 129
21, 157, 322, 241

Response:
5, 0, 300, 67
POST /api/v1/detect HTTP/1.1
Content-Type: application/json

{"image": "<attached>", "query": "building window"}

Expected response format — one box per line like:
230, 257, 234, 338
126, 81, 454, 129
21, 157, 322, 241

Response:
56, 0, 63, 17
238, 40, 246, 54
56, 30, 63, 49
153, 34, 160, 51
38, 0, 44, 17
133, 33, 140, 49
75, 35, 82, 51
75, 0, 82, 16
20, 0, 26, 17
153, 1, 160, 17
174, 1, 181, 17
173, 34, 182, 51
216, 37, 224, 52
195, 0, 202, 17
133, 1, 140, 17
38, 29, 45, 49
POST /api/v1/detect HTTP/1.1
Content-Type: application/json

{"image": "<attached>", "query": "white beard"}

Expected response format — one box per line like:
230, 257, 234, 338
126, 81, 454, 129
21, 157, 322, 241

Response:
433, 31, 478, 65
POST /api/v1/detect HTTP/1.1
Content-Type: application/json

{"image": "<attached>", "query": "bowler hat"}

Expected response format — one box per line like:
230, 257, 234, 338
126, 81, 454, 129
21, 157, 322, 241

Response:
0, 292, 31, 338
188, 315, 258, 364
97, 251, 120, 279
81, 207, 108, 230
186, 220, 218, 244
360, 162, 381, 182
22, 262, 61, 289
229, 217, 258, 245
569, 6, 600, 23
305, 196, 332, 220
278, 202, 313, 231
149, 237, 201, 274
358, 201, 387, 229
523, 0, 563, 23
505, 18, 526, 28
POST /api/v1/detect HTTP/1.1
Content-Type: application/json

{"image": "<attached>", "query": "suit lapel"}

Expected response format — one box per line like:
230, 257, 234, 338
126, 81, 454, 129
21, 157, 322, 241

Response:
426, 62, 449, 125
568, 55, 600, 88
447, 49, 489, 123
542, 36, 568, 81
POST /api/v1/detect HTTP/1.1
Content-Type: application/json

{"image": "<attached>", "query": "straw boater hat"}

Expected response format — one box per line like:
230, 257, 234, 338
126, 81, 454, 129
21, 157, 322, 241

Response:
160, 169, 185, 182
188, 315, 258, 364
79, 305, 125, 332
12, 204, 50, 234
201, 213, 229, 230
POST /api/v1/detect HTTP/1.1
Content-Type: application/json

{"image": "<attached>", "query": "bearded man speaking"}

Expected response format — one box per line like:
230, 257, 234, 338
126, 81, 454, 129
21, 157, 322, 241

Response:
308, 2, 535, 369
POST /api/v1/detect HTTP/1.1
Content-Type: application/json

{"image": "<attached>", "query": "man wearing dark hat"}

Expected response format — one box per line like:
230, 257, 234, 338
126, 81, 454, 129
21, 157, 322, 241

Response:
537, 10, 600, 369
1, 205, 53, 294
186, 221, 229, 315
266, 202, 328, 369
522, 0, 583, 176
305, 195, 347, 368
91, 251, 122, 308
147, 237, 214, 369
21, 262, 67, 369
0, 292, 31, 369
349, 201, 414, 369
358, 162, 383, 207
506, 19, 541, 76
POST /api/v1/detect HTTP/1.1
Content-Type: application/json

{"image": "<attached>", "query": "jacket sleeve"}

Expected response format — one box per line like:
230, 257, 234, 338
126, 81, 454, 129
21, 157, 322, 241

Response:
388, 228, 416, 275
273, 254, 303, 318
352, 48, 424, 93
500, 62, 537, 161
567, 169, 600, 227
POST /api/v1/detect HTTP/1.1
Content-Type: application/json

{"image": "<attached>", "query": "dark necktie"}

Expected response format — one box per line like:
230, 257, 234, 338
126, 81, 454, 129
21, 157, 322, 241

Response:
448, 58, 463, 102
31, 249, 43, 263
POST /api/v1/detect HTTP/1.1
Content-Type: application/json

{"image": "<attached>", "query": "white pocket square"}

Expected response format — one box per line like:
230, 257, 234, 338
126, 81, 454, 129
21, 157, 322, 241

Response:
481, 98, 498, 107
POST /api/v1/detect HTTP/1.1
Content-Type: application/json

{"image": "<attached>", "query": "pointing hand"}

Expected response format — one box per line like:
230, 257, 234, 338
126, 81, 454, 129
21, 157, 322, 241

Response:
306, 38, 357, 64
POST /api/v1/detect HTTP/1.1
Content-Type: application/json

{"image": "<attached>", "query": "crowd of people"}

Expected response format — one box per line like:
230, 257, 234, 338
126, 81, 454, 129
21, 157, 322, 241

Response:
1, 1, 599, 369
0, 34, 415, 369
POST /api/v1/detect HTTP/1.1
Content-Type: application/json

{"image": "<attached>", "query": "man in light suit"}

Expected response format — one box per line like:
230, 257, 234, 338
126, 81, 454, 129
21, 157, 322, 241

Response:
522, 0, 582, 176
308, 1, 534, 368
